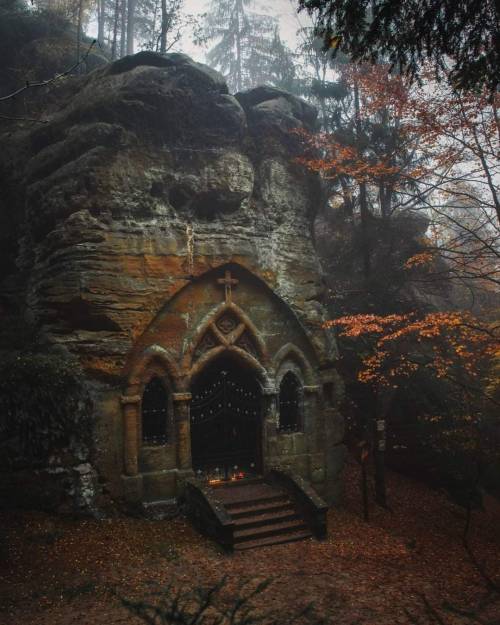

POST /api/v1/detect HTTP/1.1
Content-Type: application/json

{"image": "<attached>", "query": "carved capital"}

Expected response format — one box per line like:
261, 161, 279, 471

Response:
120, 394, 141, 405
261, 387, 277, 396
303, 385, 321, 394
173, 392, 192, 403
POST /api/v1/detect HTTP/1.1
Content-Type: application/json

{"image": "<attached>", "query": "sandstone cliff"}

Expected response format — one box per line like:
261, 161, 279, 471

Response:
0, 51, 335, 380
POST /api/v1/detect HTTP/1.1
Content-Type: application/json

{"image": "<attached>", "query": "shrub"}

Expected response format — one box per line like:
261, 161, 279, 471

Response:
0, 351, 93, 468
119, 577, 323, 625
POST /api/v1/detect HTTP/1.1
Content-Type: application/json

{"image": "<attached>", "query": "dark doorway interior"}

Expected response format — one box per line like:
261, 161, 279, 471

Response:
142, 377, 168, 445
278, 371, 302, 433
190, 355, 262, 478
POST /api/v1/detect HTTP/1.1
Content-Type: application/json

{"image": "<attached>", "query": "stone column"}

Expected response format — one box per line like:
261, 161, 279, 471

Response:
260, 386, 278, 473
120, 394, 141, 476
302, 385, 326, 490
173, 392, 192, 470
303, 385, 321, 441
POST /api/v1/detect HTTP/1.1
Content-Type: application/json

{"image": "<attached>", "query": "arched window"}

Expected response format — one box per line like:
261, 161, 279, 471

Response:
278, 372, 302, 433
141, 377, 168, 445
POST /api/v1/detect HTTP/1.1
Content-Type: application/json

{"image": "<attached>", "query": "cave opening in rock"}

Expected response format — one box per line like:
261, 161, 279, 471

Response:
190, 191, 241, 220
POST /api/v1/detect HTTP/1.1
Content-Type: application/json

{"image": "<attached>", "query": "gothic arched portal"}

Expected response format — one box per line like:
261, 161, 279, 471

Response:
190, 353, 262, 478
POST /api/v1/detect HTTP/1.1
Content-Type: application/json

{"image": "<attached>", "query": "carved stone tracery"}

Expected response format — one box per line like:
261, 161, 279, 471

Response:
192, 305, 261, 364
235, 330, 258, 358
216, 312, 239, 335
193, 329, 218, 360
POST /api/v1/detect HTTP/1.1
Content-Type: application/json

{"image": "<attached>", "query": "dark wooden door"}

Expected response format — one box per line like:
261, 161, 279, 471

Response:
190, 358, 261, 478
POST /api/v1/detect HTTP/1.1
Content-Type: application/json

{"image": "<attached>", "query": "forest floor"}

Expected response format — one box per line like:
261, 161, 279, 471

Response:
1, 459, 499, 625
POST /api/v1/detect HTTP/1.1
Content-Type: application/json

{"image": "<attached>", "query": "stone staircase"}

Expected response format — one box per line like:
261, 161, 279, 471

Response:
211, 478, 313, 550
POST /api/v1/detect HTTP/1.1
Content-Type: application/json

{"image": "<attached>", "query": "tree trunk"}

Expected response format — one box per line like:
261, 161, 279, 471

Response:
111, 0, 120, 59
159, 0, 167, 53
353, 77, 371, 278
361, 445, 369, 521
150, 0, 159, 51
120, 0, 127, 57
76, 0, 83, 70
235, 0, 242, 92
373, 425, 387, 507
97, 0, 105, 46
379, 107, 394, 220
359, 182, 371, 277
126, 0, 136, 55
373, 388, 394, 508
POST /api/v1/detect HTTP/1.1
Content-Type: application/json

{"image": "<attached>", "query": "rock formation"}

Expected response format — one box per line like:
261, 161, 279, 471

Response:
0, 52, 345, 506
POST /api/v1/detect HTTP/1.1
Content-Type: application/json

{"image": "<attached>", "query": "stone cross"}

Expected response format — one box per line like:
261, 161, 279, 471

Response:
217, 270, 239, 304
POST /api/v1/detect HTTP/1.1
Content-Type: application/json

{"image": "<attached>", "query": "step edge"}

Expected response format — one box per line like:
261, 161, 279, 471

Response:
223, 495, 289, 509
233, 512, 300, 529
233, 531, 313, 550
229, 500, 293, 512
233, 521, 308, 542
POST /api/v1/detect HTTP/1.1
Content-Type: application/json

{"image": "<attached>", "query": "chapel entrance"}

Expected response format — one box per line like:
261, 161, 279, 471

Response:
190, 355, 262, 479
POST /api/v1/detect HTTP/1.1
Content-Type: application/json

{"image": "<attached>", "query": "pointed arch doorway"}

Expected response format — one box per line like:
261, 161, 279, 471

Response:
190, 354, 262, 479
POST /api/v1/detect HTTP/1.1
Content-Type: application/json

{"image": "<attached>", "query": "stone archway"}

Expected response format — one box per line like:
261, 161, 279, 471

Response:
190, 352, 263, 479
184, 280, 274, 479
119, 263, 336, 502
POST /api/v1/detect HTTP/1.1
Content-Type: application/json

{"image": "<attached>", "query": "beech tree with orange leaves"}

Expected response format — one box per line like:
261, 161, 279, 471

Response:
402, 77, 500, 299
297, 59, 500, 512
299, 64, 500, 298
329, 310, 499, 523
298, 62, 442, 508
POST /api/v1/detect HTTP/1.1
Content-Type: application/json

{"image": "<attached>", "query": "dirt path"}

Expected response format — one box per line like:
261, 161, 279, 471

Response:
1, 462, 499, 625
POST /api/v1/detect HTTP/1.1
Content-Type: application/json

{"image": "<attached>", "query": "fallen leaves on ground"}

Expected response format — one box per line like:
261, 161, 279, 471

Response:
0, 459, 499, 625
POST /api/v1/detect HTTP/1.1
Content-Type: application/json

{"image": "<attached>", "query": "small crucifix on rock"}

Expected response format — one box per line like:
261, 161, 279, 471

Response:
217, 270, 239, 304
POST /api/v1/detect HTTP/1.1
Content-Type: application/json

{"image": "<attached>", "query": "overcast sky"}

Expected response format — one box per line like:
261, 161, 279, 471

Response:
86, 0, 313, 63
178, 0, 312, 63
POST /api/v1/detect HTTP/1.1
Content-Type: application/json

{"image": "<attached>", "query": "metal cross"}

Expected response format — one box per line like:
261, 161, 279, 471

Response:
217, 270, 239, 304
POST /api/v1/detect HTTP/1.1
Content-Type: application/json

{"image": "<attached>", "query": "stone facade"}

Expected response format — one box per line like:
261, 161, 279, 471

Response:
1, 52, 345, 506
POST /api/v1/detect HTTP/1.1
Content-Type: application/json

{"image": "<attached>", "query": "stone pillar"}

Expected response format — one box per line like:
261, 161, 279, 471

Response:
322, 371, 347, 504
303, 385, 321, 443
173, 392, 192, 470
120, 394, 141, 476
303, 385, 326, 491
261, 386, 278, 473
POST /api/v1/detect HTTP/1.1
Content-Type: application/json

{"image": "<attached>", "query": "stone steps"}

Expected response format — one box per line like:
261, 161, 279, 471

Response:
229, 500, 294, 519
232, 507, 298, 530
210, 478, 313, 550
233, 529, 313, 551
234, 518, 309, 543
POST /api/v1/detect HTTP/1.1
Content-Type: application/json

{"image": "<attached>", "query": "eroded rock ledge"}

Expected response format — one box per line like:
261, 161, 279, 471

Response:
0, 51, 333, 380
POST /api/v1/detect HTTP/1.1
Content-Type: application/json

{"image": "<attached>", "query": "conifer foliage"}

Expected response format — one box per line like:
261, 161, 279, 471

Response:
200, 0, 295, 93
298, 0, 500, 92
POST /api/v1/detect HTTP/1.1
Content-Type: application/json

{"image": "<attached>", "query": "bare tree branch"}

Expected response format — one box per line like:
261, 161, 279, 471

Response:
0, 39, 98, 105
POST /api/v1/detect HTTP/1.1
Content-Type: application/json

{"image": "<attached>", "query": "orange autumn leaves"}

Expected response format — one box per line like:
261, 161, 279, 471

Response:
294, 63, 416, 186
296, 63, 500, 213
295, 136, 402, 184
326, 312, 499, 388
404, 251, 435, 269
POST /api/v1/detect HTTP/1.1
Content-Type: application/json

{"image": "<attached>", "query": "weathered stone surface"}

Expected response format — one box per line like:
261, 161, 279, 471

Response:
235, 85, 318, 129
0, 52, 343, 505
2, 53, 330, 375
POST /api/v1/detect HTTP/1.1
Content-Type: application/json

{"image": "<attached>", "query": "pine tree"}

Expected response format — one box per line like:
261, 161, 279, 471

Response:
202, 0, 277, 93
262, 27, 297, 93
